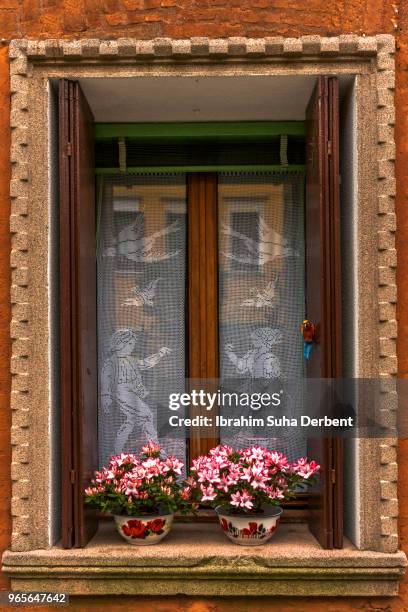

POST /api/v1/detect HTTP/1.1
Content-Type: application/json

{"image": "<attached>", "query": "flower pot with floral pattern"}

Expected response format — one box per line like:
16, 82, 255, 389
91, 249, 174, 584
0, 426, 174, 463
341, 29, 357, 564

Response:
114, 510, 174, 545
215, 504, 282, 546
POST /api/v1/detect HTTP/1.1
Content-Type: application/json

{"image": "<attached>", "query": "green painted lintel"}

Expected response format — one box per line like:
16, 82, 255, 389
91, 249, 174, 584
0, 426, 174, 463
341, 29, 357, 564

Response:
95, 164, 306, 174
95, 122, 305, 141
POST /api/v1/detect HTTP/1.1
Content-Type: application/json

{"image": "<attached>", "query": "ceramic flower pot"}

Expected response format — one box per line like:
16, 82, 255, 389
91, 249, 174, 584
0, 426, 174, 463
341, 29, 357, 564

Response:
114, 511, 174, 545
215, 505, 282, 546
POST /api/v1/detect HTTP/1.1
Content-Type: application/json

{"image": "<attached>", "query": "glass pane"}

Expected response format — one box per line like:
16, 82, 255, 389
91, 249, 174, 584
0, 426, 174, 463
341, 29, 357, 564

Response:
218, 171, 305, 459
97, 174, 187, 467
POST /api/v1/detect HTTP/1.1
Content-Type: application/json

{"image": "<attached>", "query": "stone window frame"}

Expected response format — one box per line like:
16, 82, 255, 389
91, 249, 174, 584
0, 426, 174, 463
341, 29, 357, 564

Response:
3, 35, 405, 596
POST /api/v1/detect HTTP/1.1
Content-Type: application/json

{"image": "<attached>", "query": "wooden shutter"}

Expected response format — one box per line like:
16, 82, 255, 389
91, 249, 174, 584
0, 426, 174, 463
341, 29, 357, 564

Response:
59, 80, 98, 548
305, 76, 343, 549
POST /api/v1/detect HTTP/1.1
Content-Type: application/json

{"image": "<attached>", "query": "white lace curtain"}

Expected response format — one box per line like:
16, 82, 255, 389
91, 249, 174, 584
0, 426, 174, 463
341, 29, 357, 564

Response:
96, 173, 187, 467
96, 170, 306, 467
218, 171, 306, 459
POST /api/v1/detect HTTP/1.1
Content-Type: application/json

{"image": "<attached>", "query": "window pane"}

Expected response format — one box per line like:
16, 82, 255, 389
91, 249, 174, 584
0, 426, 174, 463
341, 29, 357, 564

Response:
218, 171, 306, 459
96, 174, 187, 467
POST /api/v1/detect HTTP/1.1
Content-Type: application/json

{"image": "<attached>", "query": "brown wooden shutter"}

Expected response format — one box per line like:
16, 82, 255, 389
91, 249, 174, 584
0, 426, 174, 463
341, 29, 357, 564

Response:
59, 79, 98, 548
305, 76, 343, 549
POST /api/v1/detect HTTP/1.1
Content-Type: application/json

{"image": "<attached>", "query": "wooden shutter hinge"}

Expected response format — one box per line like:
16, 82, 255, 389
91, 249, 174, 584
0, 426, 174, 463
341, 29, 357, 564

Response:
331, 468, 336, 484
70, 469, 76, 484
66, 142, 72, 157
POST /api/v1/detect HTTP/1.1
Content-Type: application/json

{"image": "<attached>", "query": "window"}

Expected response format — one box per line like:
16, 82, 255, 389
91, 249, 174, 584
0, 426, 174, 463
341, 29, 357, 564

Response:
59, 76, 342, 550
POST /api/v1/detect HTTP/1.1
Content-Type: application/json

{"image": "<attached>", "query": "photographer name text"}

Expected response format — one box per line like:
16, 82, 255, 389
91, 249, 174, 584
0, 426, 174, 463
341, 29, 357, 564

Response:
167, 414, 354, 428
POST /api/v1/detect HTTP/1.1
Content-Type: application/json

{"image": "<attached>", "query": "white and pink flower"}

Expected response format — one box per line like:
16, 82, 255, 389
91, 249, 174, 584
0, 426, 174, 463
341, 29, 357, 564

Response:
230, 490, 254, 510
84, 442, 191, 516
291, 457, 320, 479
200, 484, 216, 501
188, 444, 320, 514
165, 456, 184, 475
141, 441, 161, 456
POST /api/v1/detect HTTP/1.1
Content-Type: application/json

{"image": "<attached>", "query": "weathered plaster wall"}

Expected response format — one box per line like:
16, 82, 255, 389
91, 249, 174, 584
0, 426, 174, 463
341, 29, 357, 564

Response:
0, 0, 407, 609
0, 44, 11, 593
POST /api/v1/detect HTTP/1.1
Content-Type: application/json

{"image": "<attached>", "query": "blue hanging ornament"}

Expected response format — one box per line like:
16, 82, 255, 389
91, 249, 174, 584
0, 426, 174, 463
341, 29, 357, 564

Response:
301, 320, 316, 361
303, 341, 313, 360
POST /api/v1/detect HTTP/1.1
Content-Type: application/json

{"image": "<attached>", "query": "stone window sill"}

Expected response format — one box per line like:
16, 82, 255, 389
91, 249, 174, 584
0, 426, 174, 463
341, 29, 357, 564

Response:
2, 522, 407, 597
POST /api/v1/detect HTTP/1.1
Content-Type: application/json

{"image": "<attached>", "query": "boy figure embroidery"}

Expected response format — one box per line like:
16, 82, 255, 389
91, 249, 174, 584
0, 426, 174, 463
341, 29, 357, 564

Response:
223, 327, 283, 449
225, 327, 282, 379
101, 328, 172, 454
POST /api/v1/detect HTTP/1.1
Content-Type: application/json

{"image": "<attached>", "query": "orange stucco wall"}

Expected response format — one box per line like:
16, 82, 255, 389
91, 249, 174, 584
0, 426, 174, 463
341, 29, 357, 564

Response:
1, 1, 408, 610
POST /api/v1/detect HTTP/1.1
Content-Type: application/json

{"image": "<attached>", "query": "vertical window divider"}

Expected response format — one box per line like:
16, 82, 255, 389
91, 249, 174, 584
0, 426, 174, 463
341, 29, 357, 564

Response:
187, 173, 220, 460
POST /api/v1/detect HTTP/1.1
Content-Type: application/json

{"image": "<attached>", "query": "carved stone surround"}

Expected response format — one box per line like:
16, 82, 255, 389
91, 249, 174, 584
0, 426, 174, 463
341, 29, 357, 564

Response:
5, 35, 399, 586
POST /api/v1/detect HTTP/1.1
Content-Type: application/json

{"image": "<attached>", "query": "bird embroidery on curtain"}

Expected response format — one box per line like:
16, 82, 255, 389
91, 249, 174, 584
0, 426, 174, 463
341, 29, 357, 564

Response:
241, 278, 278, 308
222, 216, 297, 265
122, 278, 162, 307
103, 218, 181, 262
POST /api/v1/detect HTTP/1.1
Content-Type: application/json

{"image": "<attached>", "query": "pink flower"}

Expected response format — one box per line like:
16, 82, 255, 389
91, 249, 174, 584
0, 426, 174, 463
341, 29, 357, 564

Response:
122, 473, 142, 497
184, 445, 320, 512
102, 468, 117, 481
124, 485, 139, 497
141, 441, 161, 456
84, 443, 190, 515
181, 487, 191, 500
209, 445, 233, 468
230, 490, 253, 510
200, 484, 216, 501
219, 475, 231, 493
197, 465, 221, 484
209, 445, 233, 459
84, 486, 97, 496
165, 456, 184, 475
111, 452, 138, 468
211, 455, 230, 469
185, 476, 196, 488
291, 457, 320, 479
266, 451, 289, 472
142, 457, 164, 478
248, 465, 269, 490
264, 486, 285, 500
275, 476, 288, 490
243, 446, 265, 463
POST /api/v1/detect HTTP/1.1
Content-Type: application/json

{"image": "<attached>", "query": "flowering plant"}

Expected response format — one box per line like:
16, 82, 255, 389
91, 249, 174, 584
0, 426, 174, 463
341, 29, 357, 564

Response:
187, 445, 320, 514
84, 442, 192, 516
